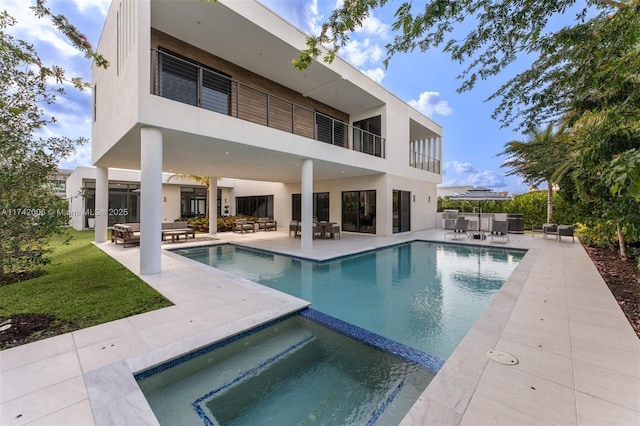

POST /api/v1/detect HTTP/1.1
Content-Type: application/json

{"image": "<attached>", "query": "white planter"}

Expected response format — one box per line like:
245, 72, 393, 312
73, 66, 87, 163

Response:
87, 217, 95, 229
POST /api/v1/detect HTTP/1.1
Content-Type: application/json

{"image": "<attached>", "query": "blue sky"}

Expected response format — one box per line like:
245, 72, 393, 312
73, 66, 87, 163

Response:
3, 0, 563, 195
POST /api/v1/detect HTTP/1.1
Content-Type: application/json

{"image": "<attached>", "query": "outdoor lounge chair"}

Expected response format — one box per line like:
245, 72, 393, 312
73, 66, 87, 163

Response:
232, 219, 255, 233
445, 217, 469, 240
489, 220, 509, 242
257, 218, 277, 231
112, 224, 140, 247
543, 223, 558, 239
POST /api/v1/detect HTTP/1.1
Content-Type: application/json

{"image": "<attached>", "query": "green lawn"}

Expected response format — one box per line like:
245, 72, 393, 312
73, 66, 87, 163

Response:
0, 229, 172, 349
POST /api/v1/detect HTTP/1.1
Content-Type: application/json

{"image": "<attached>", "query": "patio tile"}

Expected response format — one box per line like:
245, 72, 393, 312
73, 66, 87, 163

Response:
76, 332, 150, 373
0, 376, 87, 426
573, 359, 640, 411
72, 318, 136, 349
571, 337, 639, 376
0, 351, 81, 404
84, 361, 141, 409
474, 363, 577, 425
92, 389, 159, 426
569, 321, 640, 353
136, 316, 208, 349
399, 396, 461, 426
495, 337, 574, 388
126, 306, 186, 331
0, 333, 75, 373
25, 400, 94, 426
575, 391, 640, 426
460, 393, 541, 425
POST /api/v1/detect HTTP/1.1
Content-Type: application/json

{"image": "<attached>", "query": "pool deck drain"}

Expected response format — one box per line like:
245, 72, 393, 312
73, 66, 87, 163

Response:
0, 228, 638, 425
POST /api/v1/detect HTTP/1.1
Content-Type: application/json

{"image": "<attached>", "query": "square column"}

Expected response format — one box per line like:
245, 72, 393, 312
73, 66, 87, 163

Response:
301, 158, 313, 249
140, 127, 163, 275
94, 167, 108, 243
209, 177, 217, 234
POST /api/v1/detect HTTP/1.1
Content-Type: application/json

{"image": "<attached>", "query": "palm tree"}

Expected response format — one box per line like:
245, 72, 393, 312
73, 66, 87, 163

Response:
498, 122, 567, 223
167, 174, 211, 218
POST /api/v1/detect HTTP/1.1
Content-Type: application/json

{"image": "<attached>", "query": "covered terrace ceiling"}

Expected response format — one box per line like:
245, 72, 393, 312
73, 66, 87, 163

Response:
96, 126, 383, 184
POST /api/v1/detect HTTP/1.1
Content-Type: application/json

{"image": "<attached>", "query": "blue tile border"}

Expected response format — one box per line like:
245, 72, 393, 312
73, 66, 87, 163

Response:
366, 380, 405, 426
299, 308, 445, 374
191, 334, 316, 426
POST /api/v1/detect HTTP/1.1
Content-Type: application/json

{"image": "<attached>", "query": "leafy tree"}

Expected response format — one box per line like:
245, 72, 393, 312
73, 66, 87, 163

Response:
498, 122, 568, 223
0, 2, 107, 279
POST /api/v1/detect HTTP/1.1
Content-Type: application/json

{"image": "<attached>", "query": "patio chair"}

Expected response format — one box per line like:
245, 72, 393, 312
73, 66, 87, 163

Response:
543, 223, 558, 240
445, 217, 469, 240
327, 224, 341, 240
289, 220, 300, 238
557, 225, 575, 243
232, 219, 255, 233
257, 217, 277, 231
312, 223, 324, 239
489, 220, 509, 242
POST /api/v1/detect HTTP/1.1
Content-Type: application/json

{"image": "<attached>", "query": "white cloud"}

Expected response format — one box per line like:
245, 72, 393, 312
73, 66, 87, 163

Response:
341, 39, 383, 67
4, 0, 80, 61
65, 0, 110, 17
447, 161, 479, 174
408, 91, 452, 117
363, 67, 385, 83
355, 14, 390, 38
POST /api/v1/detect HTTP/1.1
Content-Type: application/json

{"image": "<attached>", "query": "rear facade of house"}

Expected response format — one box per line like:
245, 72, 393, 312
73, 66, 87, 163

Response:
92, 0, 443, 273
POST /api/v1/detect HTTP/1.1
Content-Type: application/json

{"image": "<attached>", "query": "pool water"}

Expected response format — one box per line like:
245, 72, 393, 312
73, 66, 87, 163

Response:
175, 241, 524, 359
137, 315, 434, 426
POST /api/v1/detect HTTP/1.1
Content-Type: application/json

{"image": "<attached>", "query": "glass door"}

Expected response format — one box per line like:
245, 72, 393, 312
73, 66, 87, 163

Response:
342, 190, 376, 233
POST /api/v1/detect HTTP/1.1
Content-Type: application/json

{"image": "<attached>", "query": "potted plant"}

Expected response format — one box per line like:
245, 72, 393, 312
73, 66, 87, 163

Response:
87, 214, 95, 229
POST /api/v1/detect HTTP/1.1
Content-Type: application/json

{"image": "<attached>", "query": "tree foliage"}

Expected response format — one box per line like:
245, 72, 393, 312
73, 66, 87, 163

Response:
0, 2, 106, 277
498, 122, 569, 222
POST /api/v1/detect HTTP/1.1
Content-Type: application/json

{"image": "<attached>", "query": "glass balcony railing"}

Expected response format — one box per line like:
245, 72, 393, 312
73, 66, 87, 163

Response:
150, 49, 386, 158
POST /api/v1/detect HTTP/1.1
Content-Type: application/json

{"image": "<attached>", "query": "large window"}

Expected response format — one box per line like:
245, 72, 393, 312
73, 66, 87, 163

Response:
236, 195, 274, 218
181, 187, 207, 218
393, 190, 411, 233
291, 192, 329, 222
353, 115, 382, 157
342, 190, 376, 234
159, 49, 231, 115
84, 181, 140, 227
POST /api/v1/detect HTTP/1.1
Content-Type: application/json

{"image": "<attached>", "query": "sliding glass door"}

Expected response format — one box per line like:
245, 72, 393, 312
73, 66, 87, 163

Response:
393, 190, 411, 233
342, 190, 376, 233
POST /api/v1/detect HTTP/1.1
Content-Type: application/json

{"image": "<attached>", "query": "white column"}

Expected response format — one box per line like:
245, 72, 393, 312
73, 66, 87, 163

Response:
301, 158, 313, 249
140, 127, 163, 275
94, 166, 108, 243
209, 177, 217, 235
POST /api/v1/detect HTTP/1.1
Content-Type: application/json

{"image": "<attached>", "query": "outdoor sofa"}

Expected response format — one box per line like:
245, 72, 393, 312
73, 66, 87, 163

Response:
233, 219, 256, 233
161, 221, 196, 241
257, 217, 277, 231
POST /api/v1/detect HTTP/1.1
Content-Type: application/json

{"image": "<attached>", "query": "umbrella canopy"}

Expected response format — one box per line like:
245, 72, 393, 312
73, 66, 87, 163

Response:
450, 187, 512, 232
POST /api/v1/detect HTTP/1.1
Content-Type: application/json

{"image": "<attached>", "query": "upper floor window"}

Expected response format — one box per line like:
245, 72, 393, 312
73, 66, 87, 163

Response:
158, 48, 231, 115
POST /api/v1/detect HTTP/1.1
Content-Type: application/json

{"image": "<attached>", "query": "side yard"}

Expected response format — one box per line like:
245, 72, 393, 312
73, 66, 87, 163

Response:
0, 230, 172, 350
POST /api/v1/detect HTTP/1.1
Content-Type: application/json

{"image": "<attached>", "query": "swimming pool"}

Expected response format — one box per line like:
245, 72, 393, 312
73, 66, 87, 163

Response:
174, 241, 524, 359
136, 313, 435, 425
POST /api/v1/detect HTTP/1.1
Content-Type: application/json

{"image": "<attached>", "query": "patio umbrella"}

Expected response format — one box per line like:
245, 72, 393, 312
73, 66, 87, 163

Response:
449, 187, 512, 234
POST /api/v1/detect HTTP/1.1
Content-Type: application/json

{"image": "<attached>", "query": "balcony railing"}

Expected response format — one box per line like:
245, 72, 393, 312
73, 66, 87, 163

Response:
151, 49, 386, 158
410, 151, 441, 174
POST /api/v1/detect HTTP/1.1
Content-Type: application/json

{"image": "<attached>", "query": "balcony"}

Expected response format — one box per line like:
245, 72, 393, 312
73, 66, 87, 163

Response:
410, 151, 441, 174
150, 49, 385, 158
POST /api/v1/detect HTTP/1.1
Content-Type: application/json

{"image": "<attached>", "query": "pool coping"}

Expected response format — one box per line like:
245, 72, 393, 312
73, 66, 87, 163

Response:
1, 229, 638, 425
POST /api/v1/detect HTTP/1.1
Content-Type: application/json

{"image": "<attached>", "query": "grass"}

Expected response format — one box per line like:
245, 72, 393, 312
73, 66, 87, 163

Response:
0, 229, 172, 348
